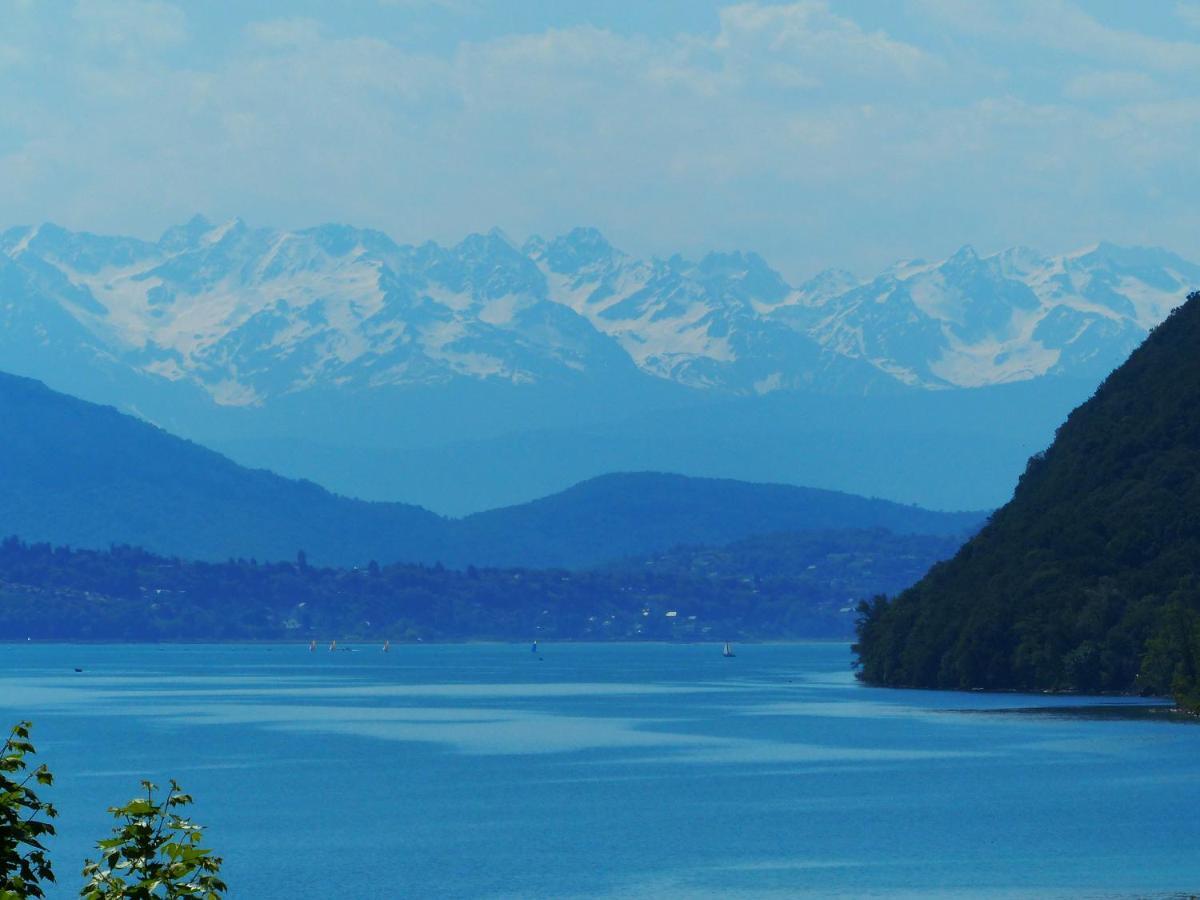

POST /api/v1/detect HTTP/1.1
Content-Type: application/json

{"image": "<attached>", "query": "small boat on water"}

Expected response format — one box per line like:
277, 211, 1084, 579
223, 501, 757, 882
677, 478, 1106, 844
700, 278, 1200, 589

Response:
531, 640, 538, 654
329, 639, 337, 652
383, 639, 390, 653
308, 640, 316, 652
722, 641, 736, 658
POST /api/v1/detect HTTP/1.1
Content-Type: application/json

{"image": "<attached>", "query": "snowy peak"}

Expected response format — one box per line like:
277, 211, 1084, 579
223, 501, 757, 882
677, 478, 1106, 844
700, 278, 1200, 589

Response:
942, 243, 980, 271
158, 214, 214, 250
526, 230, 872, 392
801, 241, 1193, 388
693, 251, 791, 308
0, 217, 1193, 406
792, 268, 860, 307
536, 227, 618, 273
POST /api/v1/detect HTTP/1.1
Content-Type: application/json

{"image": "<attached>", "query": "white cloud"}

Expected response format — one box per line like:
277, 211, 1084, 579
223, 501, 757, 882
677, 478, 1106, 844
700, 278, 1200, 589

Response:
71, 0, 187, 52
1063, 70, 1160, 102
1176, 2, 1200, 29
916, 0, 1200, 72
715, 1, 935, 88
0, 44, 26, 68
377, 0, 476, 10
244, 18, 324, 49
0, 1, 1197, 278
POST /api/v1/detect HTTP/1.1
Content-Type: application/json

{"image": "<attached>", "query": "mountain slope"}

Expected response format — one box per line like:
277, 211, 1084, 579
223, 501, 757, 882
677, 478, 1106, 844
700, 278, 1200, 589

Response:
2, 219, 1193, 411
0, 370, 445, 565
1, 219, 857, 405
216, 375, 1097, 515
790, 242, 1198, 389
528, 228, 893, 394
3, 218, 1192, 516
0, 372, 983, 569
452, 473, 982, 569
854, 292, 1200, 710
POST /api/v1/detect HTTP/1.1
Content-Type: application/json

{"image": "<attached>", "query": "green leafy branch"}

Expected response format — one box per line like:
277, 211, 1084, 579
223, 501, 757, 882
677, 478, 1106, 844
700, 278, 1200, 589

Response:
82, 779, 226, 899
0, 721, 58, 900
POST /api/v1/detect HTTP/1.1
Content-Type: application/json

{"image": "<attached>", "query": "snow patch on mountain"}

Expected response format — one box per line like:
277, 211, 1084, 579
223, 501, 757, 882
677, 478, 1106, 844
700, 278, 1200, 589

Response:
0, 218, 1194, 405
790, 241, 1198, 388
6, 225, 40, 258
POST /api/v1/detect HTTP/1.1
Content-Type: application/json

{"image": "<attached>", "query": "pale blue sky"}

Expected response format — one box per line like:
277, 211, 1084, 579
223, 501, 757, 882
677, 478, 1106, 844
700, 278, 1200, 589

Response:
2, 0, 1199, 279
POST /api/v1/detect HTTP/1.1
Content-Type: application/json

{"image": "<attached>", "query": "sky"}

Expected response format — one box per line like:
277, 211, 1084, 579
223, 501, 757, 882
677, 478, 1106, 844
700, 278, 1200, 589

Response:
2, 0, 1199, 280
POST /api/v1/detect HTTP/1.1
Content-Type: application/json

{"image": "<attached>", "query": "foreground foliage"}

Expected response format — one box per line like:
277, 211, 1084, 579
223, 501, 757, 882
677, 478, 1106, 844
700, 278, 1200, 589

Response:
82, 781, 225, 900
0, 722, 57, 899
854, 293, 1200, 712
0, 722, 224, 899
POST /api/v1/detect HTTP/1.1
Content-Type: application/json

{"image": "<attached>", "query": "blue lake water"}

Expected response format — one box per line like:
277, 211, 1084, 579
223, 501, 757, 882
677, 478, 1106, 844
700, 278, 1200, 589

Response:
0, 642, 1196, 899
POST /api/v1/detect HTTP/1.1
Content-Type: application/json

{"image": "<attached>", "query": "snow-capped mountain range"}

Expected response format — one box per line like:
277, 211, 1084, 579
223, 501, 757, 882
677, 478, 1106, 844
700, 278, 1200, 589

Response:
2, 216, 1195, 407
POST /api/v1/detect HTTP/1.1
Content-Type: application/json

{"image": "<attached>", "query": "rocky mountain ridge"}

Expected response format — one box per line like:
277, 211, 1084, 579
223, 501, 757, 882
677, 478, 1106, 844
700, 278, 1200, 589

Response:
3, 217, 1194, 406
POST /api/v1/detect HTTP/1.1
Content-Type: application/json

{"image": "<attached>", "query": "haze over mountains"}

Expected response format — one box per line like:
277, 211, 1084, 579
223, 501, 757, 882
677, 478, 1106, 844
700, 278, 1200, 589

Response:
0, 370, 982, 570
2, 217, 1193, 512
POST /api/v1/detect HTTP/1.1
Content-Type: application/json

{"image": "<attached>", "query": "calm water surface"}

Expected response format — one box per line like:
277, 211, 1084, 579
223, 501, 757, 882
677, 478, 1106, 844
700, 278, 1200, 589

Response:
0, 642, 1195, 899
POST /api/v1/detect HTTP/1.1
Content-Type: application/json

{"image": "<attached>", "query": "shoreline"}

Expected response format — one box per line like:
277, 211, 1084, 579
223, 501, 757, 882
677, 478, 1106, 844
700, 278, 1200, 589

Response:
0, 637, 853, 647
854, 672, 1195, 716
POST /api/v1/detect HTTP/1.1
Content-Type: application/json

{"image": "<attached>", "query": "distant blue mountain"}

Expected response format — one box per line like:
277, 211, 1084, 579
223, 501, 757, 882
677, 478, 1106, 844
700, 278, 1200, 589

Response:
214, 375, 1100, 515
0, 371, 983, 568
1, 218, 1193, 512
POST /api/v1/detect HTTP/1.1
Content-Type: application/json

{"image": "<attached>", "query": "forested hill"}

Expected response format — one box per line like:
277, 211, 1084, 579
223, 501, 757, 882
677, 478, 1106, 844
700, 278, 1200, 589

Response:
0, 370, 982, 569
452, 474, 981, 569
855, 292, 1200, 712
0, 529, 963, 641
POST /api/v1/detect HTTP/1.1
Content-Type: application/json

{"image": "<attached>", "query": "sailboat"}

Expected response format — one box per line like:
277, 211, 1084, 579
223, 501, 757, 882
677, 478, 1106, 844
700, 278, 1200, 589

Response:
383, 639, 390, 653
722, 641, 735, 658
308, 640, 316, 652
329, 639, 337, 652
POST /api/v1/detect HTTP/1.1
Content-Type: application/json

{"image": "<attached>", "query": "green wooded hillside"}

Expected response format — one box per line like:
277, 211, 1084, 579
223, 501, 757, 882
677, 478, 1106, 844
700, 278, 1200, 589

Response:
854, 292, 1200, 712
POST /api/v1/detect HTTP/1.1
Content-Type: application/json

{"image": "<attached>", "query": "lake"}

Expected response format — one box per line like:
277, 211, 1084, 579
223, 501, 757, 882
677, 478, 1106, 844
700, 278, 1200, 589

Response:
0, 642, 1195, 898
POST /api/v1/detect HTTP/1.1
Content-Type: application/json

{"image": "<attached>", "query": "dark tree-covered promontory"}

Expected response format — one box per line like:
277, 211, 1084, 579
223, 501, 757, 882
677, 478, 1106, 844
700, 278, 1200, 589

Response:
854, 291, 1200, 712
